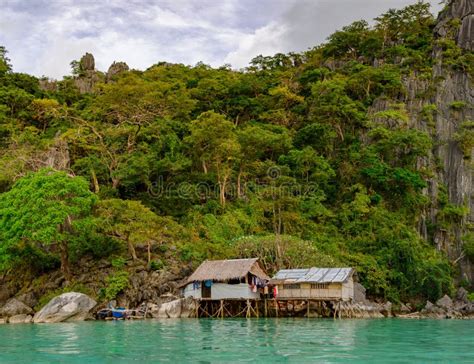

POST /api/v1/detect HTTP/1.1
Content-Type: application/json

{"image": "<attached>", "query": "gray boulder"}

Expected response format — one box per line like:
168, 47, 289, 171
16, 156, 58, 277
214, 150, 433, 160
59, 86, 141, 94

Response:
399, 303, 411, 314
353, 282, 367, 303
422, 300, 446, 318
381, 301, 392, 317
424, 301, 435, 312
456, 287, 468, 303
106, 61, 129, 82
33, 292, 96, 323
8, 314, 33, 324
436, 295, 453, 310
0, 298, 33, 317
15, 293, 38, 309
149, 297, 197, 318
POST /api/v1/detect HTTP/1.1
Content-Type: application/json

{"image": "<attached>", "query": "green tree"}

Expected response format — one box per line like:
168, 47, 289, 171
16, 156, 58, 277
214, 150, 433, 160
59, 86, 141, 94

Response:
0, 169, 97, 277
96, 198, 178, 262
186, 111, 241, 206
0, 46, 12, 75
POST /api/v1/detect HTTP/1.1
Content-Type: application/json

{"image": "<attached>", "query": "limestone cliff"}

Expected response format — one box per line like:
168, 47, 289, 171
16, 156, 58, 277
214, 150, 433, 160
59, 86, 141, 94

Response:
73, 53, 101, 93
431, 0, 473, 282
373, 0, 473, 282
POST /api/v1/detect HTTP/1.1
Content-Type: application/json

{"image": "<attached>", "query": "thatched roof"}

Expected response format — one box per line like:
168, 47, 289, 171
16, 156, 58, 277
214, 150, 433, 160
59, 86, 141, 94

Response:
183, 258, 269, 285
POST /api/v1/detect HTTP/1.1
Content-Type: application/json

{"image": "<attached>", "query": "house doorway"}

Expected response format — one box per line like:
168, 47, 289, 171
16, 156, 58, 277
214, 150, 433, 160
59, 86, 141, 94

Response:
202, 282, 211, 298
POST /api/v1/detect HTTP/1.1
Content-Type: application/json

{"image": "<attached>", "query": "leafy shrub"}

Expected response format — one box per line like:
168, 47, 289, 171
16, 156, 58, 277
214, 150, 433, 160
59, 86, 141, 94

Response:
150, 259, 164, 270
111, 257, 126, 269
449, 101, 467, 110
100, 270, 129, 301
463, 233, 474, 262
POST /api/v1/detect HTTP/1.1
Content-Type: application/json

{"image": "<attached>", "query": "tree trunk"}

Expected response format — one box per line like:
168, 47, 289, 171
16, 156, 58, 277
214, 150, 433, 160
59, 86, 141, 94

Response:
202, 160, 208, 174
128, 239, 138, 260
112, 178, 120, 189
147, 241, 151, 264
275, 233, 283, 268
59, 241, 71, 280
237, 166, 243, 199
219, 175, 228, 206
91, 169, 100, 193
59, 216, 72, 280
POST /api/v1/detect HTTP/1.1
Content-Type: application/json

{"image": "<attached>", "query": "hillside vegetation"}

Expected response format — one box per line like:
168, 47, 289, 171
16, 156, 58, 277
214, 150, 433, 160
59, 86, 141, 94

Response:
1, 1, 472, 304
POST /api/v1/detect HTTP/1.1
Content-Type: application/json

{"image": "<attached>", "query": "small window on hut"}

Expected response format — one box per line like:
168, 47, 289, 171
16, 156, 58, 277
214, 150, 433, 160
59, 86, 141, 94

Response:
283, 284, 300, 290
311, 283, 329, 289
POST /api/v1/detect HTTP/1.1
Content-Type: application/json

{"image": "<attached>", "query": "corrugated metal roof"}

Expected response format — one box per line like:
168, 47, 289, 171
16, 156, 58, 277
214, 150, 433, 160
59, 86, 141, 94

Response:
273, 267, 354, 283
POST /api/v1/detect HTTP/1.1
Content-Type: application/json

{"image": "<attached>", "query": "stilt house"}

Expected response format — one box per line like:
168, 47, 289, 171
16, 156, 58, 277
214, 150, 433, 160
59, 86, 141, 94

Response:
271, 267, 355, 301
181, 258, 270, 300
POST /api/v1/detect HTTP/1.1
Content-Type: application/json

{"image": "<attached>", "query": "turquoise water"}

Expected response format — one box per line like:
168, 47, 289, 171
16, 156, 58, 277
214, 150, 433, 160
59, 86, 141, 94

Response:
0, 318, 473, 363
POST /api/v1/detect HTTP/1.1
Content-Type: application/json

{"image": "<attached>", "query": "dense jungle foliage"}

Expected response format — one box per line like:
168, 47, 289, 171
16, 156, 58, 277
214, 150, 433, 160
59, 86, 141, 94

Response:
1, 1, 472, 303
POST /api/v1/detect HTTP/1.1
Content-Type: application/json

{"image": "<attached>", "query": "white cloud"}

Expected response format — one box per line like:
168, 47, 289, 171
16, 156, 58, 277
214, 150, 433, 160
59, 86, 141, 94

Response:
225, 0, 445, 69
0, 0, 445, 79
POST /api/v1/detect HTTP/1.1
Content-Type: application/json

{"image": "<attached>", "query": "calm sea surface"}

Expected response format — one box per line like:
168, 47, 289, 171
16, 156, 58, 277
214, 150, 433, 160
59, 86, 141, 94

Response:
0, 318, 473, 363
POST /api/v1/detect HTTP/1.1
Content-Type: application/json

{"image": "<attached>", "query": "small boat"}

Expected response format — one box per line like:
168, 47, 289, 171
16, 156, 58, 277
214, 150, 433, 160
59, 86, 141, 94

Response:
95, 304, 148, 320
112, 307, 127, 319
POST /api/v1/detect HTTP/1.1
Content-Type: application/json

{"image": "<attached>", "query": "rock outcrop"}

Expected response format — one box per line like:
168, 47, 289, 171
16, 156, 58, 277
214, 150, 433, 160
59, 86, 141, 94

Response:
370, 0, 474, 283
148, 297, 198, 318
399, 291, 474, 319
434, 0, 473, 51
430, 0, 474, 283
74, 53, 102, 93
106, 61, 129, 82
436, 294, 454, 310
80, 53, 95, 71
456, 287, 469, 302
8, 314, 33, 324
353, 282, 368, 303
118, 268, 181, 308
33, 292, 96, 323
0, 298, 33, 317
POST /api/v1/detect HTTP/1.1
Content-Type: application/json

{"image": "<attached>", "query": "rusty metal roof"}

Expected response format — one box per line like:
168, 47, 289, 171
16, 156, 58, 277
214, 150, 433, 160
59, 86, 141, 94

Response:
272, 267, 354, 283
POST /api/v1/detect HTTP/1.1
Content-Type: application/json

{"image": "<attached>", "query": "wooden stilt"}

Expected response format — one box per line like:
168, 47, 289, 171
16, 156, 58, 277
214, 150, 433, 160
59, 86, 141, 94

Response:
220, 300, 224, 318
307, 300, 310, 318
264, 299, 268, 317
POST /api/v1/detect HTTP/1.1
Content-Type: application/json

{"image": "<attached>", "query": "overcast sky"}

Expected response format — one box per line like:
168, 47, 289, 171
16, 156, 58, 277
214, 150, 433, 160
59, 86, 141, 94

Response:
0, 0, 443, 79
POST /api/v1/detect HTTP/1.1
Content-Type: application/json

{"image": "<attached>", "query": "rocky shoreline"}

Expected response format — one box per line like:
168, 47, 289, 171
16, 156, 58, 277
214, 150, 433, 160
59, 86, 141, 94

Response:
1, 287, 473, 324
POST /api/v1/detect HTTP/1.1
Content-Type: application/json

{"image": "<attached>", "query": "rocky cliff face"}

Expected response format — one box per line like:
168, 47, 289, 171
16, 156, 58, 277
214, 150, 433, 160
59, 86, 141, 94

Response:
435, 0, 473, 51
369, 0, 473, 283
431, 0, 474, 283
73, 53, 101, 93
373, 0, 474, 282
